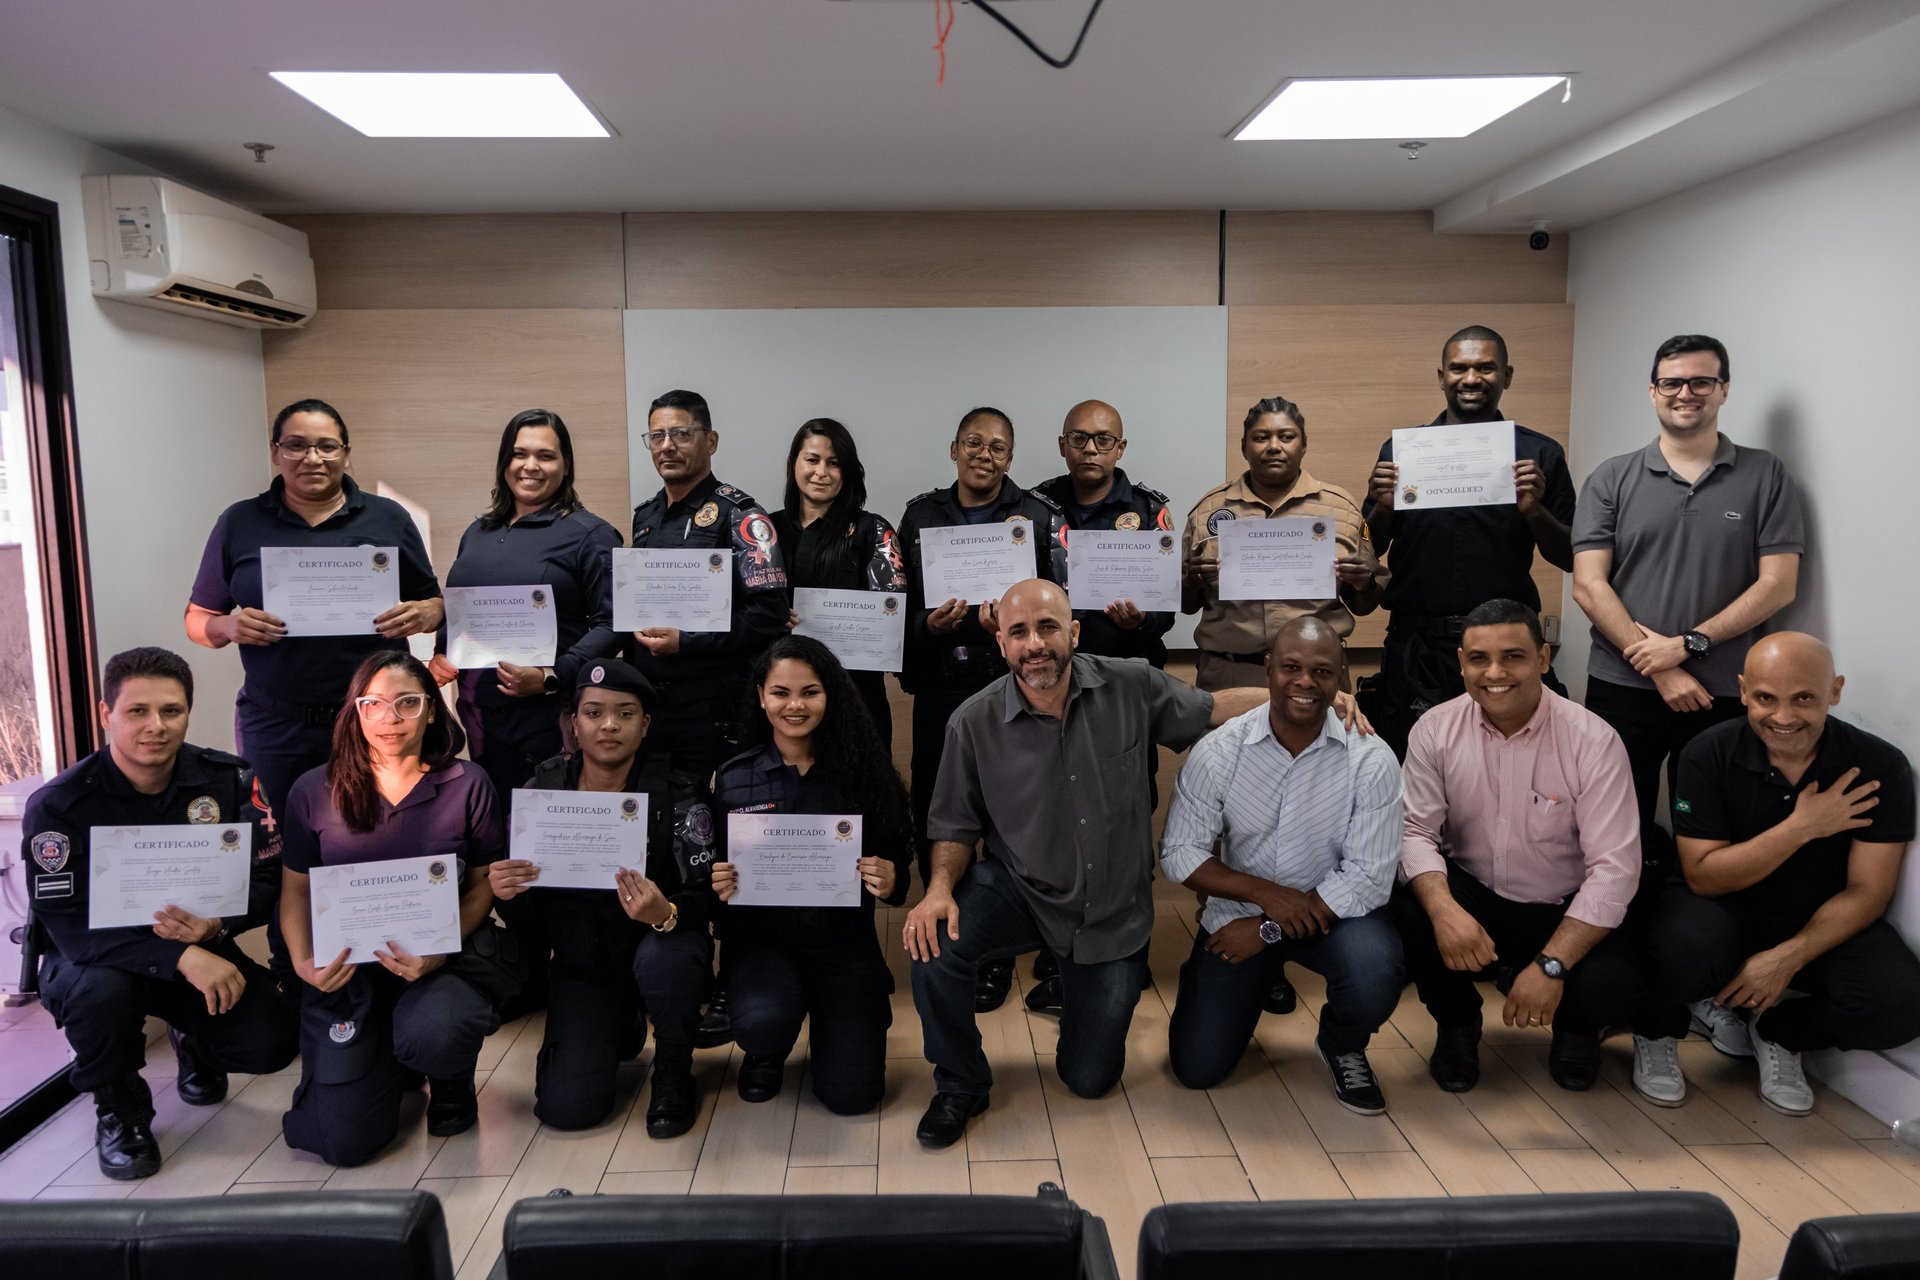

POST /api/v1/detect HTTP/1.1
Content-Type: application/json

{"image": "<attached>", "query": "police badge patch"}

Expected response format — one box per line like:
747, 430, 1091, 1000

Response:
1206, 508, 1237, 536
693, 502, 720, 528
30, 831, 70, 873
1115, 512, 1141, 530
329, 1021, 357, 1044
186, 796, 221, 823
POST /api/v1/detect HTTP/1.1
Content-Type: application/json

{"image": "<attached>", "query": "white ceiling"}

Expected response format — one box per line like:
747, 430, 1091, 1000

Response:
3, 0, 1918, 229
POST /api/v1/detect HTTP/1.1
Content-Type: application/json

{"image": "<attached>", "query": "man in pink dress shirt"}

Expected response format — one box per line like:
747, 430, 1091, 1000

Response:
1388, 598, 1644, 1093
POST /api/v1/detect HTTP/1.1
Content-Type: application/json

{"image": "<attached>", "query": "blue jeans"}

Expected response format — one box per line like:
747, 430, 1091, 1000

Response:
911, 858, 1148, 1099
1168, 909, 1404, 1090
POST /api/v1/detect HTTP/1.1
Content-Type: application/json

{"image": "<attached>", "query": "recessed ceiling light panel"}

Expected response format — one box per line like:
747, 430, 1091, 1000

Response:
1233, 75, 1566, 141
269, 72, 609, 138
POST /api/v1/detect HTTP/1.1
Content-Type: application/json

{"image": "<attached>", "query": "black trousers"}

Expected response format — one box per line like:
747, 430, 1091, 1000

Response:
1638, 885, 1920, 1052
851, 670, 894, 754
909, 685, 975, 883
648, 684, 744, 785
535, 925, 711, 1130
1584, 677, 1744, 865
39, 945, 297, 1093
727, 931, 893, 1115
1389, 863, 1646, 1036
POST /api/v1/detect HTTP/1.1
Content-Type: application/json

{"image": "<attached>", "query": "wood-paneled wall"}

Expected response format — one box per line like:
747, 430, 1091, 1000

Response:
263, 210, 1570, 644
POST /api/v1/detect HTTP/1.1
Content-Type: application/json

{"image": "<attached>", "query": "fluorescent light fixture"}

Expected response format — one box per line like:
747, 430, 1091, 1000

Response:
1234, 75, 1566, 141
269, 71, 608, 138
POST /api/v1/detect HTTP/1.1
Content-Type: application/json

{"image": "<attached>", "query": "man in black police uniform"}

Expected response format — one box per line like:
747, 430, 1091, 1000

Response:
26, 647, 296, 1179
900, 406, 1068, 1012
1364, 325, 1576, 758
628, 388, 789, 781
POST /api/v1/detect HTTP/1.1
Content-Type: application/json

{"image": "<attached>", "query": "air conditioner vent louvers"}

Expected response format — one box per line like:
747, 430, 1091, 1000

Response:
157, 283, 308, 328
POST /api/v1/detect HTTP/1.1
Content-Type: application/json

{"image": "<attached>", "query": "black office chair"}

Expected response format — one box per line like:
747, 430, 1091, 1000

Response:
1779, 1213, 1920, 1279
496, 1184, 1118, 1280
1139, 1191, 1740, 1280
0, 1189, 455, 1280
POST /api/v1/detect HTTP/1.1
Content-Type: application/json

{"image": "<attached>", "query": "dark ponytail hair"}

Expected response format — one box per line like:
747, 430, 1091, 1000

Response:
272, 399, 348, 446
481, 408, 582, 528
327, 652, 465, 833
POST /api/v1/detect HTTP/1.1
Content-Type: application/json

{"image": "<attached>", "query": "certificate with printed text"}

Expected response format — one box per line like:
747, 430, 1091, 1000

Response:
1066, 529, 1180, 613
444, 585, 559, 668
1391, 421, 1518, 510
612, 548, 733, 632
260, 546, 402, 636
87, 825, 252, 929
727, 813, 862, 908
918, 522, 1033, 605
1218, 518, 1337, 601
792, 587, 906, 672
510, 789, 649, 891
309, 855, 461, 964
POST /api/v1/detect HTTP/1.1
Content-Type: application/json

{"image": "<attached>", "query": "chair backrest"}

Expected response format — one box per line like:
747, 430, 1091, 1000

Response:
1780, 1213, 1920, 1280
1139, 1192, 1740, 1280
501, 1192, 1111, 1280
0, 1189, 454, 1280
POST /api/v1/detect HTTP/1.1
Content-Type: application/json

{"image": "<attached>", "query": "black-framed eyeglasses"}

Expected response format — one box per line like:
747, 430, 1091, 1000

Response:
644, 426, 709, 449
958, 435, 1011, 460
1063, 430, 1121, 454
355, 693, 430, 720
276, 438, 346, 459
1652, 376, 1726, 397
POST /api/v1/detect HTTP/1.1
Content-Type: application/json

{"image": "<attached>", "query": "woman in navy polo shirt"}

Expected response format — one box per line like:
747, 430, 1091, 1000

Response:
429, 408, 623, 800
710, 636, 912, 1114
278, 652, 511, 1168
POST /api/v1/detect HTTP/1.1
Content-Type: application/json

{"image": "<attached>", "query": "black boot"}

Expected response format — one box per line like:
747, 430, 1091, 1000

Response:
647, 1060, 698, 1138
426, 1074, 479, 1137
694, 983, 733, 1050
1263, 974, 1298, 1016
94, 1076, 160, 1181
169, 1025, 229, 1106
1032, 950, 1060, 981
974, 958, 1015, 1013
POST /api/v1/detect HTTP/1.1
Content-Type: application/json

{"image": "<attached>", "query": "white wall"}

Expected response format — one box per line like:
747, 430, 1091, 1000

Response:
1563, 104, 1920, 1119
0, 102, 267, 754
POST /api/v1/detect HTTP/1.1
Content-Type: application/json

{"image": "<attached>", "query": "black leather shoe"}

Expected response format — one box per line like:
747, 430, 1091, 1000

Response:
1549, 1027, 1602, 1091
647, 1063, 698, 1138
426, 1075, 478, 1136
1318, 1038, 1387, 1116
737, 1053, 786, 1103
915, 1091, 989, 1149
1429, 1023, 1482, 1093
974, 958, 1014, 1013
694, 985, 733, 1049
1032, 950, 1059, 981
1023, 974, 1064, 1015
94, 1078, 160, 1181
169, 1026, 228, 1107
1263, 975, 1298, 1016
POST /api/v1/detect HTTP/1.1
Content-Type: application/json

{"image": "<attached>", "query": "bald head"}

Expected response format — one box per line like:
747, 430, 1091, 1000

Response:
1266, 616, 1344, 740
1063, 400, 1123, 435
1746, 631, 1836, 684
997, 578, 1079, 696
1059, 400, 1127, 493
1001, 578, 1071, 623
1273, 615, 1341, 661
1739, 631, 1843, 756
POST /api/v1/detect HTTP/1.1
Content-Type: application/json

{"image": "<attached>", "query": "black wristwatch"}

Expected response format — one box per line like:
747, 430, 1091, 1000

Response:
1683, 630, 1711, 658
1257, 917, 1284, 945
541, 668, 560, 695
1535, 953, 1567, 980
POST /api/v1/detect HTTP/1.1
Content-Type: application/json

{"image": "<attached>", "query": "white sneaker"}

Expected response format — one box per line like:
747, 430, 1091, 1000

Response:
1632, 1034, 1687, 1107
1688, 999, 1754, 1058
1750, 1024, 1814, 1115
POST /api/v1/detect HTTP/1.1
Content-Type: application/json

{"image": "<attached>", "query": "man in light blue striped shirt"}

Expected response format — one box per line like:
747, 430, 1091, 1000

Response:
1160, 617, 1405, 1113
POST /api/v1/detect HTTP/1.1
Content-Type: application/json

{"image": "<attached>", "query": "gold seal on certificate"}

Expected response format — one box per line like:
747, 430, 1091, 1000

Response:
1217, 517, 1337, 601
444, 585, 560, 668
792, 587, 906, 672
260, 546, 403, 636
509, 789, 649, 890
918, 522, 1032, 604
1391, 421, 1518, 509
1066, 530, 1179, 613
309, 854, 462, 963
611, 548, 733, 632
87, 824, 252, 929
726, 813, 862, 907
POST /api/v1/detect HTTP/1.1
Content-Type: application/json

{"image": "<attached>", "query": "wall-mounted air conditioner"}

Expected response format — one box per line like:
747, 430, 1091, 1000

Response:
83, 175, 317, 330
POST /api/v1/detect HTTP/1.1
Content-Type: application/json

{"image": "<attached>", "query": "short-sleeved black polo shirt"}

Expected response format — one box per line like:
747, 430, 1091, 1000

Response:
1673, 716, 1916, 926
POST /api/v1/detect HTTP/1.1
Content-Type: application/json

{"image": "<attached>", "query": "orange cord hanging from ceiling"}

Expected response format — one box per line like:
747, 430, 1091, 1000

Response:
934, 0, 957, 87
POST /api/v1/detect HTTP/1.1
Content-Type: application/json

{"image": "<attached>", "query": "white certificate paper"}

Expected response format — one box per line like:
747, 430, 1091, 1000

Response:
918, 522, 1033, 605
727, 813, 862, 908
309, 854, 461, 964
612, 548, 733, 632
1218, 518, 1337, 601
87, 825, 251, 929
444, 585, 559, 668
261, 546, 403, 637
792, 588, 906, 673
510, 789, 649, 891
1391, 421, 1518, 510
1066, 530, 1180, 613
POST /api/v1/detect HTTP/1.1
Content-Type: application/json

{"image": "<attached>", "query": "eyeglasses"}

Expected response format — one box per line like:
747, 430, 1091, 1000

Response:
276, 438, 346, 459
1652, 376, 1726, 397
1063, 430, 1121, 454
355, 693, 430, 720
645, 426, 709, 449
958, 435, 1011, 460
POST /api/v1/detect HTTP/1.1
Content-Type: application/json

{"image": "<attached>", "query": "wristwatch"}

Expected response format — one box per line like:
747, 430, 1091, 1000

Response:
1683, 630, 1711, 658
1257, 916, 1284, 945
651, 901, 680, 934
541, 668, 560, 695
1535, 953, 1567, 980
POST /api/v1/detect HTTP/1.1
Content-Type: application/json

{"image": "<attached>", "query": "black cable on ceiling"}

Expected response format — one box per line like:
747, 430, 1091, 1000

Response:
969, 0, 1106, 70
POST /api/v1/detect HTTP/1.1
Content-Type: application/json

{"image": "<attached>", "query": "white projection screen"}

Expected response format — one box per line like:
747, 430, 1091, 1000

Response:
624, 306, 1230, 647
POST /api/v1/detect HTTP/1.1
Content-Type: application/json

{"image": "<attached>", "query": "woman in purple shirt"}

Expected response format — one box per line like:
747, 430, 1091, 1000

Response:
278, 653, 513, 1167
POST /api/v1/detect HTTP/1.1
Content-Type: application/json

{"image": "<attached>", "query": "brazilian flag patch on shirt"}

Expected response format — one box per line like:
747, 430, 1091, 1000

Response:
1674, 799, 1693, 814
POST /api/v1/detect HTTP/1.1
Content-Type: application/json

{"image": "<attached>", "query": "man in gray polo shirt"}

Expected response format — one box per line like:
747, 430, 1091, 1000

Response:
1571, 333, 1805, 889
902, 579, 1266, 1148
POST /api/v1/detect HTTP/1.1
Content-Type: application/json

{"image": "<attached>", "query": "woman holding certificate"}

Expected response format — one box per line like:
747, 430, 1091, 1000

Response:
428, 409, 624, 801
710, 636, 912, 1114
187, 398, 444, 817
278, 653, 511, 1168
772, 419, 909, 749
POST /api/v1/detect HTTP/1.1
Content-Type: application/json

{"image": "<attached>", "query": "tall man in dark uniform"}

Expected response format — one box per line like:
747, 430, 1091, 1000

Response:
628, 388, 790, 782
1364, 326, 1577, 758
899, 407, 1068, 1012
26, 647, 296, 1179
